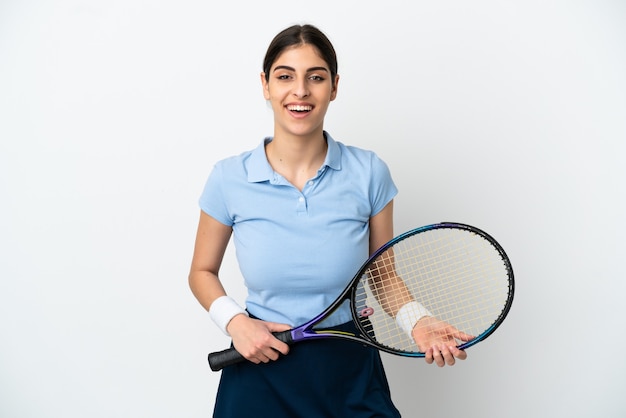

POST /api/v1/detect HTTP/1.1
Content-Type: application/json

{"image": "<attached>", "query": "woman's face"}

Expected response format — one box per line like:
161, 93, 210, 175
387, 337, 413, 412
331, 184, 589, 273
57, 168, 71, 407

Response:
261, 44, 339, 139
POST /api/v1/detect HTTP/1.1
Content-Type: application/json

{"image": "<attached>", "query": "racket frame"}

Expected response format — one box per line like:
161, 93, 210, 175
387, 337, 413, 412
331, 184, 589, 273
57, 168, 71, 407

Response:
208, 222, 515, 370
290, 222, 514, 356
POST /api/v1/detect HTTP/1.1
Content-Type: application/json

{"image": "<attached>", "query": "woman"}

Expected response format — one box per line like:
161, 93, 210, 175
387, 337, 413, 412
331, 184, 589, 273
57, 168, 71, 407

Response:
189, 24, 470, 417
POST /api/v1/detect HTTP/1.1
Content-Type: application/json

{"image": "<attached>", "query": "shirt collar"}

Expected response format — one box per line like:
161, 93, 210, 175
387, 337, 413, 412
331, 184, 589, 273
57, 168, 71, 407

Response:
246, 131, 342, 183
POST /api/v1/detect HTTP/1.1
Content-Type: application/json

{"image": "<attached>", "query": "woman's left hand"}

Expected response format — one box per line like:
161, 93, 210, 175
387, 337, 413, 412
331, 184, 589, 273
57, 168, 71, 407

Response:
411, 316, 475, 367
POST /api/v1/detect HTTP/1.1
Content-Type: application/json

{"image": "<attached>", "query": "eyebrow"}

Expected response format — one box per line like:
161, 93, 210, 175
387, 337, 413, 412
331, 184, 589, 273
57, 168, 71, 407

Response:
272, 65, 329, 73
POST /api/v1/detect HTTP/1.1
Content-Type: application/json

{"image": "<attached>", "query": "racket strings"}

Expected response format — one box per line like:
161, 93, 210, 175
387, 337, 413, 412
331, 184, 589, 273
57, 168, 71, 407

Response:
354, 228, 511, 353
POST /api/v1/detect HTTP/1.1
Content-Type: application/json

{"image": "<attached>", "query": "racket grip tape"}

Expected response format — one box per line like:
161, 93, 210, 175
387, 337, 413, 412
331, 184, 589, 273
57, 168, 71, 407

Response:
208, 330, 294, 371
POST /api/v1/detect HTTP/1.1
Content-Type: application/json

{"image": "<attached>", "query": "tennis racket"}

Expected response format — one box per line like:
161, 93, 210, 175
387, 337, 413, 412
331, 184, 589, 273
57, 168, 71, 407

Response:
208, 222, 514, 371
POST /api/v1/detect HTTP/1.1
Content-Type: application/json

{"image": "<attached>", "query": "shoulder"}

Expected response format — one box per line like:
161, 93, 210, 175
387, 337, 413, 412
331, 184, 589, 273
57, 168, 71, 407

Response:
210, 141, 267, 181
213, 149, 254, 171
341, 143, 381, 161
326, 132, 388, 169
336, 142, 391, 175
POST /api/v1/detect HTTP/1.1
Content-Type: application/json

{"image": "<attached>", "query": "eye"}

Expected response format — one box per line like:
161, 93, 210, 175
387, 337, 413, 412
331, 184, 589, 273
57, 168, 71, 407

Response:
309, 75, 325, 82
276, 74, 292, 80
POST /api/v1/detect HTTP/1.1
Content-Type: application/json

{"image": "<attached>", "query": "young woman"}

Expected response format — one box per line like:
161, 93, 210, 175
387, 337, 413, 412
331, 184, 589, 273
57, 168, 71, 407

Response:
189, 24, 470, 417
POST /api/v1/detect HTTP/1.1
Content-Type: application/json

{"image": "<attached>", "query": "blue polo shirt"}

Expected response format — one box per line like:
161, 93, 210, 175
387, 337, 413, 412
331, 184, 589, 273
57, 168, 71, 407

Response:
199, 132, 397, 327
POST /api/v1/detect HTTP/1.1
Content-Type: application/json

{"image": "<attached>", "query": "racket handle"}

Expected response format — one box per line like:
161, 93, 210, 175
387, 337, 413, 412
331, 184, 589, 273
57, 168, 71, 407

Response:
208, 347, 244, 371
208, 330, 293, 372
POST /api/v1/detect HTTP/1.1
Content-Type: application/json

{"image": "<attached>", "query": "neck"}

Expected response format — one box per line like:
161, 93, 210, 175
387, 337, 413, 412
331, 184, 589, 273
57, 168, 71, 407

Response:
265, 131, 328, 190
267, 131, 326, 166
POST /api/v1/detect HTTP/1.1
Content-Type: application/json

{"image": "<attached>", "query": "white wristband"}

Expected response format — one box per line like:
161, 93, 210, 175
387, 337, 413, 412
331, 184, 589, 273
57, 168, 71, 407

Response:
209, 295, 248, 336
395, 301, 433, 338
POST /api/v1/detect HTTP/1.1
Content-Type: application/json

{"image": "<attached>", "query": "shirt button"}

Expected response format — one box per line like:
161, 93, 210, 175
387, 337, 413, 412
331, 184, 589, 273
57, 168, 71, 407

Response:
308, 181, 314, 186
298, 197, 305, 202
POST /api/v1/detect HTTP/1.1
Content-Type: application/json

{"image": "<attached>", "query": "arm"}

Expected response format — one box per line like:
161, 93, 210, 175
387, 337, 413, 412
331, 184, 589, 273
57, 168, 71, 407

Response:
188, 211, 290, 364
368, 201, 428, 320
367, 200, 412, 317
367, 203, 472, 367
188, 211, 233, 311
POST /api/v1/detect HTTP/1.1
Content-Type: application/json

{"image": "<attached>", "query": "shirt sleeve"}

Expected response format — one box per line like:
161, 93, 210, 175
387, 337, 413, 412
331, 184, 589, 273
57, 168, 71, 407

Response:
198, 162, 234, 226
369, 153, 398, 216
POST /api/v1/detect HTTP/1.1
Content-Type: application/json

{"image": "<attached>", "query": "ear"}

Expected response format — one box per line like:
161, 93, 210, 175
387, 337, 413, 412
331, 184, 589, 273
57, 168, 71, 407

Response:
330, 74, 340, 101
260, 72, 270, 100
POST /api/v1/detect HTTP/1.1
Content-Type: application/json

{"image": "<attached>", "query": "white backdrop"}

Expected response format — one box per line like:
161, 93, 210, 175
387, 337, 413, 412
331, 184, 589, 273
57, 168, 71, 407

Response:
1, 1, 625, 417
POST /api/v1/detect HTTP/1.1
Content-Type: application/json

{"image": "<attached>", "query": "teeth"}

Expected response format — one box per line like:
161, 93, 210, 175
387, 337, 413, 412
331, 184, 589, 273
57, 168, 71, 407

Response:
288, 105, 312, 112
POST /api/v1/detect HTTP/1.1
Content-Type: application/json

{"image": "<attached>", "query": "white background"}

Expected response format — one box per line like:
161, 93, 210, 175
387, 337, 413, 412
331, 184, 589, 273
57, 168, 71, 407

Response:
1, 1, 625, 417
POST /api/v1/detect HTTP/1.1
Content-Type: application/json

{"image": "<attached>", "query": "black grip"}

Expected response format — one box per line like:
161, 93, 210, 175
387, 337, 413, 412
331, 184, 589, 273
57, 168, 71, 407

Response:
208, 330, 294, 372
208, 347, 245, 371
273, 330, 293, 344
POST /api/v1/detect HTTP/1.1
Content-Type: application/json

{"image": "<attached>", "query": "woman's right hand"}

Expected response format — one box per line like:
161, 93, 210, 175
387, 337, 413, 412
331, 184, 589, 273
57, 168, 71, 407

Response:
226, 315, 292, 364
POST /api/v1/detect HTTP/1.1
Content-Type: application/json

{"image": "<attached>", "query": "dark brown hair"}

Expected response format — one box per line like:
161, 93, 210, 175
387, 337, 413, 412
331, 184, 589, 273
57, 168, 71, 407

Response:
262, 24, 338, 87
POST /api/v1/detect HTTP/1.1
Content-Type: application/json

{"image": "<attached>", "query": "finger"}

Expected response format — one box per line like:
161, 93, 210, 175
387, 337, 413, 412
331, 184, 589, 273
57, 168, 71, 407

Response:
245, 351, 266, 364
425, 348, 434, 365
441, 346, 456, 366
257, 354, 272, 364
240, 342, 277, 364
432, 346, 445, 367
449, 346, 468, 360
243, 349, 268, 364
445, 324, 474, 342
254, 345, 282, 363
264, 349, 281, 362
450, 330, 475, 342
274, 344, 290, 356
267, 321, 293, 332
270, 337, 290, 356
267, 323, 293, 355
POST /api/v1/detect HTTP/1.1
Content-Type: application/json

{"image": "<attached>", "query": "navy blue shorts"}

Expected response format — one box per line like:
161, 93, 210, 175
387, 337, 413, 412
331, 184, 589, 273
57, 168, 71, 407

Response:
213, 321, 401, 417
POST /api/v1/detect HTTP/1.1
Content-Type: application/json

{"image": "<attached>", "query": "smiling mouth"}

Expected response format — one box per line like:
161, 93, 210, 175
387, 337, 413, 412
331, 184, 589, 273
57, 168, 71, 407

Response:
287, 105, 313, 113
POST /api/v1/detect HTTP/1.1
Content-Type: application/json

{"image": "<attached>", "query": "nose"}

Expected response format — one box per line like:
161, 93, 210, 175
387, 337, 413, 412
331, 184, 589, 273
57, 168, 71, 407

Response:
293, 79, 309, 98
